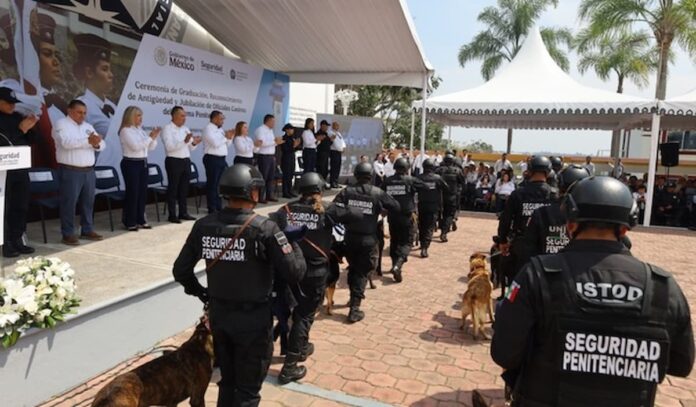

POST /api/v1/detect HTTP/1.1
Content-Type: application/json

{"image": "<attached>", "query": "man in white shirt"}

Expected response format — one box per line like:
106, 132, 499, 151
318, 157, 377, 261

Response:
411, 149, 428, 176
52, 100, 105, 245
608, 157, 624, 179
494, 153, 512, 177
202, 110, 233, 213
329, 121, 346, 188
584, 155, 596, 176
433, 151, 443, 166
253, 114, 282, 202
161, 105, 201, 223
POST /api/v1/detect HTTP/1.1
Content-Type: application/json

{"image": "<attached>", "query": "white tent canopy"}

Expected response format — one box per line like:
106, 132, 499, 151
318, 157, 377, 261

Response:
174, 0, 432, 88
657, 88, 696, 128
413, 27, 654, 130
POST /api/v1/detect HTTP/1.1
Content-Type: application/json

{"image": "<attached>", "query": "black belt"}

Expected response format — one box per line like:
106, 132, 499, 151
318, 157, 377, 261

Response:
60, 164, 93, 171
123, 157, 146, 161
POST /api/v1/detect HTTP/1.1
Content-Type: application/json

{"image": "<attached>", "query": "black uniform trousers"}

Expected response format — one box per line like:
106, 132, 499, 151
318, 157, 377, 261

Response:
345, 235, 379, 303
257, 154, 276, 201
329, 151, 342, 185
440, 199, 458, 234
4, 169, 30, 243
234, 156, 254, 166
165, 157, 191, 219
302, 148, 316, 173
203, 154, 227, 212
418, 210, 438, 248
288, 266, 328, 354
317, 150, 330, 180
120, 158, 148, 228
209, 299, 273, 407
281, 153, 295, 196
388, 213, 413, 262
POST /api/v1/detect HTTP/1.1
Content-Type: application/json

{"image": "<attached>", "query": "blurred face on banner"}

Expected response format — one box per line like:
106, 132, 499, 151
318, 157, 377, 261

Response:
88, 60, 113, 96
69, 103, 86, 124
38, 41, 62, 88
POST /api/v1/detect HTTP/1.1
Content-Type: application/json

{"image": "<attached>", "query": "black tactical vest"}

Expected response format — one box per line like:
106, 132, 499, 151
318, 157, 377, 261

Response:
383, 174, 416, 214
517, 254, 671, 407
438, 166, 461, 200
343, 184, 381, 236
284, 202, 332, 264
514, 182, 555, 237
203, 215, 273, 303
417, 173, 443, 211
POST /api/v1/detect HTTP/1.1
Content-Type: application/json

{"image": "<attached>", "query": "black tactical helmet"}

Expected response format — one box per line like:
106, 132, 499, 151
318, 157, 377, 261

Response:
443, 153, 455, 165
394, 158, 409, 172
558, 164, 590, 192
219, 164, 265, 201
354, 162, 373, 179
550, 156, 563, 171
296, 172, 325, 195
562, 176, 638, 227
423, 158, 436, 171
528, 155, 552, 173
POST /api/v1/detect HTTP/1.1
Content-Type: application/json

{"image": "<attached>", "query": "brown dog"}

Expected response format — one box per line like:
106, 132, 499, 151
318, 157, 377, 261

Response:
472, 389, 490, 407
91, 318, 214, 407
461, 256, 494, 340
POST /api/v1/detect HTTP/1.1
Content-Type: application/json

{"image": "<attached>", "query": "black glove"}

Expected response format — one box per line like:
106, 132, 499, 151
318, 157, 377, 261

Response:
183, 278, 208, 304
283, 224, 308, 243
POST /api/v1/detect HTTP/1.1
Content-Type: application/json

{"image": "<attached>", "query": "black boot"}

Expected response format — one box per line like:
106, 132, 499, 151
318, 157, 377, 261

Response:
347, 298, 364, 323
452, 221, 458, 231
2, 241, 19, 258
440, 233, 448, 242
299, 342, 314, 361
278, 352, 307, 384
420, 246, 428, 258
390, 258, 405, 283
14, 239, 35, 254
279, 332, 289, 356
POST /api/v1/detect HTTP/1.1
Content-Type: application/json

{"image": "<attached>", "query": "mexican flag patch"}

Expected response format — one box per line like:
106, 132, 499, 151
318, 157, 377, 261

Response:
506, 281, 521, 303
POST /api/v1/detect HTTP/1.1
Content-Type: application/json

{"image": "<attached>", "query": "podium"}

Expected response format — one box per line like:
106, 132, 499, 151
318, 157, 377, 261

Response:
0, 146, 32, 246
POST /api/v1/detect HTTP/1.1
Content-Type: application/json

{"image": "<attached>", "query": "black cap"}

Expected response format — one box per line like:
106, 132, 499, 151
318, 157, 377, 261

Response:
297, 172, 325, 194
319, 119, 329, 126
282, 123, 293, 131
218, 164, 265, 201
562, 176, 638, 227
0, 13, 15, 64
0, 86, 21, 103
30, 12, 56, 45
74, 34, 111, 64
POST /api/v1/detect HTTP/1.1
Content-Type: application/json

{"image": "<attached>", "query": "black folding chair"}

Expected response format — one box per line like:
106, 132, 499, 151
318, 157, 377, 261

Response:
146, 163, 168, 222
94, 166, 125, 231
28, 168, 60, 243
189, 162, 207, 214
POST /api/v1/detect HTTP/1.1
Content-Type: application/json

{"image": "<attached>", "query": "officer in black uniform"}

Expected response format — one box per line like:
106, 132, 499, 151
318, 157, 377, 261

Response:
436, 153, 465, 242
280, 123, 300, 198
492, 176, 694, 407
0, 87, 38, 258
381, 157, 423, 282
273, 172, 361, 383
173, 164, 307, 407
517, 164, 590, 268
416, 158, 449, 258
547, 156, 563, 189
316, 120, 332, 181
334, 162, 400, 323
497, 155, 556, 286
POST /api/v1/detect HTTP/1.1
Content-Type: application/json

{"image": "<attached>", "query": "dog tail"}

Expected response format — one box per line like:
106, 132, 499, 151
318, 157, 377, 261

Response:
472, 389, 490, 407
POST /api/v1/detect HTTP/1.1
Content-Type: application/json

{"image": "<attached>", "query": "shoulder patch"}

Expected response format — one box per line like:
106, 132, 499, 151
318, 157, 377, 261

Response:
274, 231, 288, 246
647, 263, 672, 279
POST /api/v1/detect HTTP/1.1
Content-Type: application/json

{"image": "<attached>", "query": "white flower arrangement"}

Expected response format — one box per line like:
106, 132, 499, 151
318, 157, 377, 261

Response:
0, 257, 80, 348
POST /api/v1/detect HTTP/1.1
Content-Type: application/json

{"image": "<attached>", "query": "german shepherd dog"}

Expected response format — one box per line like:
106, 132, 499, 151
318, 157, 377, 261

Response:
461, 253, 495, 340
91, 317, 213, 407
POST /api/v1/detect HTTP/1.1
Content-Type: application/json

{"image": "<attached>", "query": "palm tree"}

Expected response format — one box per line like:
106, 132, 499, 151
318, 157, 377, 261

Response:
579, 0, 696, 100
458, 0, 573, 152
576, 29, 659, 156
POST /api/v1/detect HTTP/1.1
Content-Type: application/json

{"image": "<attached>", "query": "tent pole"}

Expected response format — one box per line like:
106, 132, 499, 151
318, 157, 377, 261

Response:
643, 113, 661, 227
409, 109, 415, 152
506, 129, 513, 153
448, 126, 452, 148
419, 74, 428, 154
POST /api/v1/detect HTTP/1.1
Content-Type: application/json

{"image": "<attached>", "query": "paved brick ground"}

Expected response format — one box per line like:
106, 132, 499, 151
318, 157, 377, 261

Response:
42, 212, 696, 406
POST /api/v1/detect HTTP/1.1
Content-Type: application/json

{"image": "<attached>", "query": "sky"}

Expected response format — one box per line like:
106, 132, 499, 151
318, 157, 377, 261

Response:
404, 0, 696, 155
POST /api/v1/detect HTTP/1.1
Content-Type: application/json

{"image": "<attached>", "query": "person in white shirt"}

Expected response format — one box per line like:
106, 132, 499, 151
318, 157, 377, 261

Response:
494, 153, 512, 177
373, 153, 386, 186
161, 105, 201, 223
203, 110, 234, 213
584, 155, 596, 176
608, 157, 624, 179
118, 106, 159, 231
494, 171, 516, 213
254, 114, 283, 202
52, 99, 105, 245
383, 152, 396, 178
411, 149, 428, 176
433, 151, 443, 166
232, 121, 254, 165
329, 121, 346, 188
301, 118, 317, 173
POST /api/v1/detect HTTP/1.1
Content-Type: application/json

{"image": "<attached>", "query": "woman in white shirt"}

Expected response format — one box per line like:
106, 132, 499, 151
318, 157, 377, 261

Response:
494, 171, 516, 213
232, 121, 254, 165
119, 106, 160, 231
373, 153, 386, 186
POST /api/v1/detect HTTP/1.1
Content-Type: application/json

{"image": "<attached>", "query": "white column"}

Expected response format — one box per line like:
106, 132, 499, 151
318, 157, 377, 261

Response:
643, 113, 661, 227
419, 74, 428, 154
409, 109, 415, 152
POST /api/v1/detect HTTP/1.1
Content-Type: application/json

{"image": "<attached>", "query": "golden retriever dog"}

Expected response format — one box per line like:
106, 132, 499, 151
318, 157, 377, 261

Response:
461, 255, 495, 340
91, 318, 213, 407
